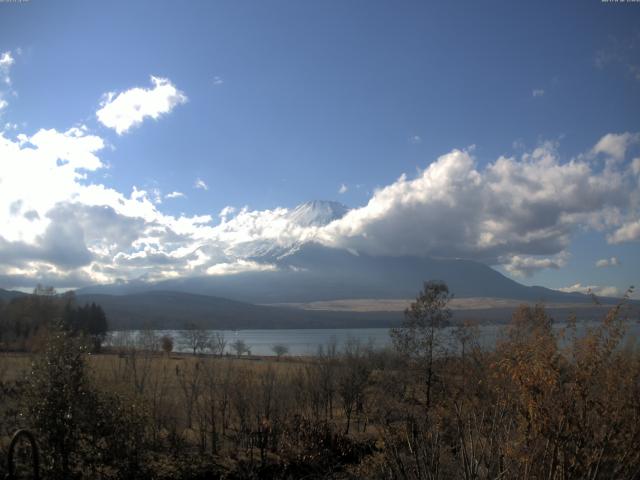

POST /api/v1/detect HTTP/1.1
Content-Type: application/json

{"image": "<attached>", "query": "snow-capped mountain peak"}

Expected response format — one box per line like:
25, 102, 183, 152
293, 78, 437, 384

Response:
286, 200, 350, 227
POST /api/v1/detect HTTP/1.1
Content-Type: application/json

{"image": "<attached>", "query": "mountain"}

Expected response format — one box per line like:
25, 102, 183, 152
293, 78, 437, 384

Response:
205, 200, 351, 261
72, 199, 616, 307
78, 243, 594, 305
286, 200, 349, 227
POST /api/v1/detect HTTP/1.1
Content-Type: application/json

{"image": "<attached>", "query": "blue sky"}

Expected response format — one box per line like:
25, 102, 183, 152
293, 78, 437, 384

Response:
0, 0, 639, 297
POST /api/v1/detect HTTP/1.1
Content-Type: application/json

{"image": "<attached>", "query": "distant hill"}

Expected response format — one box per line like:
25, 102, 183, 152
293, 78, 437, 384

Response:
76, 290, 403, 330
79, 289, 631, 331
74, 290, 624, 331
1, 287, 625, 331
0, 288, 27, 302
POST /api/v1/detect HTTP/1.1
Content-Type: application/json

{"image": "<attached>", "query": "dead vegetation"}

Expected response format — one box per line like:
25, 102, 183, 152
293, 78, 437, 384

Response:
0, 283, 639, 479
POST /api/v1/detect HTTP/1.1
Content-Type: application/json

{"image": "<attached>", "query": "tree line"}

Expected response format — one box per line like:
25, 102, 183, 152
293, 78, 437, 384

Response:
0, 285, 108, 352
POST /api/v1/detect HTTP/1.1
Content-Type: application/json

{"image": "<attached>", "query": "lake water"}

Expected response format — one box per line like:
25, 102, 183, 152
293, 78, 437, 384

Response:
111, 321, 640, 356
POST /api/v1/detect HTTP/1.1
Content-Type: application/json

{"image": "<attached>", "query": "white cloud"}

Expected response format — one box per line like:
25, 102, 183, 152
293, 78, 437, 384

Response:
532, 89, 545, 98
194, 178, 208, 191
96, 76, 187, 135
0, 52, 14, 67
219, 206, 236, 220
595, 256, 620, 268
339, 183, 348, 194
1, 114, 639, 288
0, 51, 17, 112
558, 283, 622, 298
0, 124, 226, 287
193, 133, 635, 278
592, 132, 640, 161
165, 191, 185, 199
0, 51, 14, 86
213, 76, 224, 86
151, 188, 163, 205
205, 259, 275, 276
608, 220, 640, 243
500, 253, 568, 277
318, 140, 628, 263
409, 135, 422, 144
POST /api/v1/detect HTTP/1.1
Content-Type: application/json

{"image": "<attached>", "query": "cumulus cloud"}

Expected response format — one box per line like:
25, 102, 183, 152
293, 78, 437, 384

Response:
595, 256, 620, 268
317, 140, 633, 264
500, 253, 568, 277
338, 183, 348, 194
96, 76, 187, 135
194, 178, 208, 190
0, 124, 224, 288
1, 111, 639, 289
608, 220, 640, 243
591, 132, 640, 161
219, 206, 236, 220
192, 135, 636, 280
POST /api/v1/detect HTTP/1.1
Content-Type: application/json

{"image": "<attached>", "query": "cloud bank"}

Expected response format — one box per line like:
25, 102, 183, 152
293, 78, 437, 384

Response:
318, 141, 636, 275
1, 71, 639, 289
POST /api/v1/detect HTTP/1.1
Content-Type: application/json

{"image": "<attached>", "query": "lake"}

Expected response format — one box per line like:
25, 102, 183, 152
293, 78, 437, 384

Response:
111, 320, 640, 356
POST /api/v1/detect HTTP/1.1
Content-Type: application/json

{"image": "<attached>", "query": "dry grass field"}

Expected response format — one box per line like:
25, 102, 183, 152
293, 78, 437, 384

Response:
2, 296, 640, 479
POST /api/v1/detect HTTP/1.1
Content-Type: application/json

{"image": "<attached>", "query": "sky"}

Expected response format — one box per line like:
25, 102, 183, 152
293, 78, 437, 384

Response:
0, 0, 639, 297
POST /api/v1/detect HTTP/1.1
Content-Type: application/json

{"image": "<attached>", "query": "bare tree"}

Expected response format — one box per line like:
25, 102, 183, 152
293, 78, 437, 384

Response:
179, 323, 211, 355
138, 328, 159, 352
208, 331, 227, 356
271, 343, 289, 360
231, 339, 248, 358
315, 337, 338, 420
175, 359, 202, 429
160, 334, 174, 355
107, 330, 154, 394
337, 338, 371, 434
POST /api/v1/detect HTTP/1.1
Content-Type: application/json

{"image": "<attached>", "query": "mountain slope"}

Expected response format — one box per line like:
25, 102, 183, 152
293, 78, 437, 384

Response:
78, 243, 592, 304
286, 200, 349, 227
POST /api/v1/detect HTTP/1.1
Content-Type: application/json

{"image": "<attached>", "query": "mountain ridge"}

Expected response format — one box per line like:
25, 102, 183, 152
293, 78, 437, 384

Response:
77, 243, 600, 305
